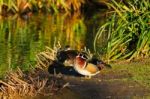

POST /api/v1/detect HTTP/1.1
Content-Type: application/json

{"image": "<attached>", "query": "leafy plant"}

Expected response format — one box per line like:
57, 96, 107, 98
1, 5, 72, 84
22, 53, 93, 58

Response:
94, 0, 150, 62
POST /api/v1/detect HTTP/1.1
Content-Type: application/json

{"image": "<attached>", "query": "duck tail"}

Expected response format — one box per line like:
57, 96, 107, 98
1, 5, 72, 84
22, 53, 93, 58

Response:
104, 63, 112, 69
97, 62, 112, 70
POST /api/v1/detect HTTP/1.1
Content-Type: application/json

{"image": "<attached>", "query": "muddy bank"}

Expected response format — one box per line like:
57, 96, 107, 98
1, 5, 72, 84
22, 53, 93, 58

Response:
61, 74, 150, 99
32, 67, 150, 99
1, 67, 150, 99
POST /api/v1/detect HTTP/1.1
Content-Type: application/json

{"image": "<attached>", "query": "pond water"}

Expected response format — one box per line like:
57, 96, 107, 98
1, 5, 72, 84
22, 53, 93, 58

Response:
0, 10, 107, 77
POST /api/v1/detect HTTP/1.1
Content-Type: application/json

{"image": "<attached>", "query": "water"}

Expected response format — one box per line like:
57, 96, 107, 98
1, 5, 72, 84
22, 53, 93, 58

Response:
0, 11, 107, 76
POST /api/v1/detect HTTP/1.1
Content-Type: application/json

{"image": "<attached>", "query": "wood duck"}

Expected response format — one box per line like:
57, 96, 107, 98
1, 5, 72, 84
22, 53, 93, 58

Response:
74, 53, 111, 78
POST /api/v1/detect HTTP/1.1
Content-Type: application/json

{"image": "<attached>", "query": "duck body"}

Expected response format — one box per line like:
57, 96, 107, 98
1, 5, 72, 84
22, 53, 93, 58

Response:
56, 49, 79, 66
74, 53, 111, 77
56, 46, 79, 66
74, 62, 100, 77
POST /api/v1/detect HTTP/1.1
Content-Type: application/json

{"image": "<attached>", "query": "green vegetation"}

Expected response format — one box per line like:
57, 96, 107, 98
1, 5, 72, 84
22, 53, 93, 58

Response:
94, 0, 150, 62
108, 58, 150, 88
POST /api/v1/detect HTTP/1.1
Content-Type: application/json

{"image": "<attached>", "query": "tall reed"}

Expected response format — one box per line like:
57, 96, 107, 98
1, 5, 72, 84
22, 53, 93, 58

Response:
94, 0, 150, 62
0, 0, 85, 15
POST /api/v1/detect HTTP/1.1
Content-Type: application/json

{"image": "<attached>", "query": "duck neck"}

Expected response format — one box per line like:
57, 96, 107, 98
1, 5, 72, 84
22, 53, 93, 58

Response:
75, 56, 87, 69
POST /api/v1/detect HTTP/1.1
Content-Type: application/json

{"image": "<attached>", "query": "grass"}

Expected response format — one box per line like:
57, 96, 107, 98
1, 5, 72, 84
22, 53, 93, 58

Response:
103, 58, 150, 88
94, 0, 150, 62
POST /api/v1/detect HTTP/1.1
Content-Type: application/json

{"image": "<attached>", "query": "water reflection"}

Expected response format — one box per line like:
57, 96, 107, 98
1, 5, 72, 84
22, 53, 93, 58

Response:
0, 11, 107, 76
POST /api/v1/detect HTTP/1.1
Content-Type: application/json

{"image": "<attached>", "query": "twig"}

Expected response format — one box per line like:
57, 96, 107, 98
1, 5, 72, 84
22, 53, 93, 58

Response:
0, 80, 15, 90
37, 79, 48, 92
36, 55, 47, 67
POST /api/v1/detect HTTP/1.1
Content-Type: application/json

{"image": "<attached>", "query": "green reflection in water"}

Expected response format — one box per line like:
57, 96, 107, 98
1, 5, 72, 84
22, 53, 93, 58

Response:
0, 11, 107, 77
